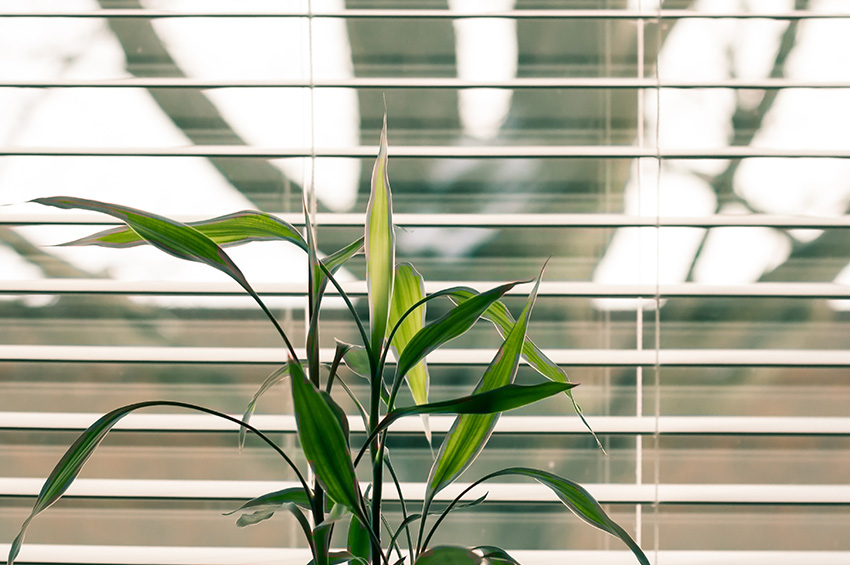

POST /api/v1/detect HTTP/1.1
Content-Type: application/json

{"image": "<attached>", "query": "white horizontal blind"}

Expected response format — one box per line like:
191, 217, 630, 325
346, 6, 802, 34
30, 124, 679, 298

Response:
2, 2, 850, 564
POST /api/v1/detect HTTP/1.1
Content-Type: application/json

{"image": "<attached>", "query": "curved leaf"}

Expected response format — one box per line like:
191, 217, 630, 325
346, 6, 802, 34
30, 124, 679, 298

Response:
415, 546, 482, 565
388, 263, 429, 405
6, 400, 310, 565
60, 209, 307, 250
343, 345, 371, 378
289, 360, 364, 519
223, 486, 311, 527
393, 279, 527, 402
317, 236, 364, 300
473, 546, 521, 565
427, 271, 544, 499
449, 288, 600, 448
355, 382, 576, 467
239, 364, 290, 450
459, 468, 650, 565
33, 196, 298, 358
366, 111, 395, 353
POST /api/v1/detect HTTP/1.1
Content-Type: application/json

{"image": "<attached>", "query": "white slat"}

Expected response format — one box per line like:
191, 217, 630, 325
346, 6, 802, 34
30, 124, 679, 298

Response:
3, 345, 850, 367
3, 477, 848, 505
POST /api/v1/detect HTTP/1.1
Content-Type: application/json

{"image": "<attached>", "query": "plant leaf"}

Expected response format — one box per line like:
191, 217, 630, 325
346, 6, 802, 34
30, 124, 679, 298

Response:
33, 196, 298, 357
449, 288, 600, 449
347, 514, 372, 564
305, 199, 322, 385
223, 487, 311, 523
471, 468, 650, 565
60, 209, 307, 251
392, 279, 528, 401
473, 546, 521, 565
6, 400, 311, 565
35, 196, 252, 285
426, 271, 543, 499
239, 364, 290, 450
307, 551, 366, 565
317, 236, 364, 301
365, 111, 395, 354
289, 359, 363, 518
415, 546, 482, 565
343, 345, 371, 378
356, 382, 576, 467
389, 263, 429, 405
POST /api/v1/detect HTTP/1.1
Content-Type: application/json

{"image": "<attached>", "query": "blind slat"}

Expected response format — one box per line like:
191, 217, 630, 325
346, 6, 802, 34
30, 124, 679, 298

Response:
3, 345, 850, 367
6, 546, 849, 565
5, 212, 850, 229
2, 280, 850, 298
3, 477, 848, 505
4, 78, 850, 89
4, 146, 850, 159
3, 413, 848, 436
2, 9, 849, 20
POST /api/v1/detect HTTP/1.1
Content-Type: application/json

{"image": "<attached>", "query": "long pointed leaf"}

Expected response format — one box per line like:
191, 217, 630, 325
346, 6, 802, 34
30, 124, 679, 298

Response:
365, 112, 395, 353
305, 200, 322, 385
61, 210, 307, 251
447, 468, 650, 565
35, 197, 252, 289
427, 271, 544, 500
392, 279, 528, 406
389, 263, 429, 406
34, 196, 298, 358
355, 382, 576, 467
6, 400, 310, 565
449, 288, 600, 448
289, 360, 364, 518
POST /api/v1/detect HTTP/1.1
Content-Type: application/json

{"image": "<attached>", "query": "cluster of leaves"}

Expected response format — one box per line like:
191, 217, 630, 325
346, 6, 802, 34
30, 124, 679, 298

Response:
7, 116, 649, 565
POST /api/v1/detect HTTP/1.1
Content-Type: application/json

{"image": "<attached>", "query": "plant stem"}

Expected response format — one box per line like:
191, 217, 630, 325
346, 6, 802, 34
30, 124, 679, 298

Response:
369, 362, 384, 565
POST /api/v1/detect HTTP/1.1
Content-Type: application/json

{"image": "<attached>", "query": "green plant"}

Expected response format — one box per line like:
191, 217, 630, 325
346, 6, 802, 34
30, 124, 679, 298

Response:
7, 115, 649, 565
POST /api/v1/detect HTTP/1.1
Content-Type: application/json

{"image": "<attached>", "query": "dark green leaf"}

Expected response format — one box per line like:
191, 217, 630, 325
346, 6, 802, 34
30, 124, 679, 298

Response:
34, 196, 298, 357
383, 382, 575, 431
60, 209, 307, 251
357, 382, 576, 467
289, 360, 363, 518
36, 197, 252, 290
347, 514, 371, 564
239, 364, 289, 450
393, 280, 527, 398
6, 400, 311, 565
427, 271, 543, 498
472, 468, 650, 565
449, 288, 600, 449
473, 546, 521, 565
365, 112, 395, 353
415, 546, 482, 565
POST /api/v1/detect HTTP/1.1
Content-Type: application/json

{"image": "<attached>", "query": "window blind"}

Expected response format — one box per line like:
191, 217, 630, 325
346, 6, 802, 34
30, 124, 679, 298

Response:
2, 2, 850, 564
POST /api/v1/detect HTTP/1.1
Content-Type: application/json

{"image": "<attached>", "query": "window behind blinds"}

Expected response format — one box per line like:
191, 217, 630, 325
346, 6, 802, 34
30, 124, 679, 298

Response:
2, 1, 850, 564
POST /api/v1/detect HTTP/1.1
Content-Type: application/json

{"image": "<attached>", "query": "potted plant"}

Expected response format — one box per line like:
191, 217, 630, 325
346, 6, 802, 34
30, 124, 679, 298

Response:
7, 115, 649, 565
